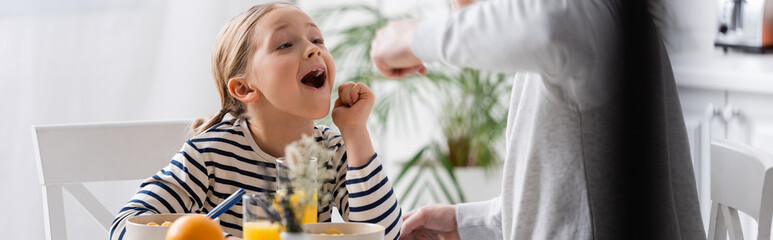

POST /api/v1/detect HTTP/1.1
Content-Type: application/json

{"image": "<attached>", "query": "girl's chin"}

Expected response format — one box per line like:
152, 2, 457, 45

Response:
308, 106, 331, 120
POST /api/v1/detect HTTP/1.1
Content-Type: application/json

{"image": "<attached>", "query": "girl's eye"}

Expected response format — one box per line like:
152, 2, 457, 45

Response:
312, 38, 324, 45
278, 42, 292, 50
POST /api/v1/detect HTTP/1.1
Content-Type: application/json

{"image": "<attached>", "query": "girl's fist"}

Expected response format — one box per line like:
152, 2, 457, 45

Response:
332, 82, 374, 131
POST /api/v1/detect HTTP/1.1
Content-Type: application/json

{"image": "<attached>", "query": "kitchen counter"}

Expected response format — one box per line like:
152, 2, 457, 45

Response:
670, 49, 773, 94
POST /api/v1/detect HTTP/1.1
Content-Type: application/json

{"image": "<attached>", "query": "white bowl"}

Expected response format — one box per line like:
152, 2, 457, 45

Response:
303, 222, 385, 240
125, 213, 219, 240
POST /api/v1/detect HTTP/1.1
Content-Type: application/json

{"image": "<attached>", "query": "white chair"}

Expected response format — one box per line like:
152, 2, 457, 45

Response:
32, 120, 194, 240
708, 139, 773, 240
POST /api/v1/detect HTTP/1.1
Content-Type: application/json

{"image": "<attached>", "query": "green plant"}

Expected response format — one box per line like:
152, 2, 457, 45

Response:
313, 4, 511, 207
391, 69, 510, 207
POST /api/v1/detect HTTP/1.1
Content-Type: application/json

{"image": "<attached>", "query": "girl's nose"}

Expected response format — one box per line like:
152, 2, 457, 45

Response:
304, 46, 321, 59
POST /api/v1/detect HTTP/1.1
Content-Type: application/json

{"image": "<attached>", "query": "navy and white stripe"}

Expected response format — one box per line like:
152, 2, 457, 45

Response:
110, 118, 402, 240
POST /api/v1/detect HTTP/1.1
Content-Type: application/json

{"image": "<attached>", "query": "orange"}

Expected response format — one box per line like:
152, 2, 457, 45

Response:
166, 214, 225, 240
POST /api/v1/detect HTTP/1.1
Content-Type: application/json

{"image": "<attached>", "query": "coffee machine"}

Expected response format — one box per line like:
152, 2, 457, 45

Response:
715, 0, 773, 52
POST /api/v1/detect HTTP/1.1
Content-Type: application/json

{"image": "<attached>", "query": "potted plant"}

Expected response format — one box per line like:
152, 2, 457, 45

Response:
313, 4, 511, 208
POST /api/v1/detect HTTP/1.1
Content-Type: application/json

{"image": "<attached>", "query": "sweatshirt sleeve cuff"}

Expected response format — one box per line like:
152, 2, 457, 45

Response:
348, 153, 378, 171
456, 197, 503, 240
411, 15, 450, 63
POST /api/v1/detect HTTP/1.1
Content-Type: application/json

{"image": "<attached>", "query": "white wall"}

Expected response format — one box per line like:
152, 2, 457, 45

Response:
658, 0, 716, 54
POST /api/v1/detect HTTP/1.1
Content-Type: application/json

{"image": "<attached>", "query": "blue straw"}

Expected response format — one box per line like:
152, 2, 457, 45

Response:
206, 188, 246, 219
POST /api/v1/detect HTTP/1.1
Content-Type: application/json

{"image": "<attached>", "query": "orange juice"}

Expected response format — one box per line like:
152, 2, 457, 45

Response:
243, 221, 280, 240
276, 189, 318, 224
299, 191, 318, 224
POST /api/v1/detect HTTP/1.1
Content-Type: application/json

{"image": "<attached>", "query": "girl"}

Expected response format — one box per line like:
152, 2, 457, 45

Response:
110, 2, 402, 240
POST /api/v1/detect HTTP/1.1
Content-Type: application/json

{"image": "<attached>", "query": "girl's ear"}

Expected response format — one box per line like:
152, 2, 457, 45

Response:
227, 77, 260, 103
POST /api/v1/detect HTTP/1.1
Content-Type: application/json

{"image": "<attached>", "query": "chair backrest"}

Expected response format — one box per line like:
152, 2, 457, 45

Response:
32, 120, 194, 240
708, 139, 773, 240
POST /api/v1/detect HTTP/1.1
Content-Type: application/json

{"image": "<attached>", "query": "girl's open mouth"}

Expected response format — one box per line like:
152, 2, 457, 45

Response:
301, 68, 326, 89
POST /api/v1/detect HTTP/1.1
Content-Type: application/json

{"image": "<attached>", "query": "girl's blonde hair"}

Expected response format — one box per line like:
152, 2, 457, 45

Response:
192, 2, 296, 134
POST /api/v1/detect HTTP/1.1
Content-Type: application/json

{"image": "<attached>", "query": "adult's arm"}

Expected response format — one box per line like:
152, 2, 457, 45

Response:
455, 197, 504, 239
413, 0, 618, 78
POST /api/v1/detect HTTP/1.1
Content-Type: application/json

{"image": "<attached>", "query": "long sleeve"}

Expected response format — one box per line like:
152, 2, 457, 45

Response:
412, 0, 618, 81
321, 127, 403, 240
109, 140, 210, 240
456, 197, 503, 240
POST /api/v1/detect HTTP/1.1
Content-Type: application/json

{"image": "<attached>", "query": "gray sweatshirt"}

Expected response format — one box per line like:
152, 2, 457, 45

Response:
411, 0, 705, 239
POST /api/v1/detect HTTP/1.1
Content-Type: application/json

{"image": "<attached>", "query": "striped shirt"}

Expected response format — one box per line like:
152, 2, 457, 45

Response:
110, 118, 402, 240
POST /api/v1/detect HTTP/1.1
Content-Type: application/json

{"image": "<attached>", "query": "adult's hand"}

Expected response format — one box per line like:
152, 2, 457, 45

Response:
370, 19, 427, 79
451, 0, 477, 11
399, 204, 460, 240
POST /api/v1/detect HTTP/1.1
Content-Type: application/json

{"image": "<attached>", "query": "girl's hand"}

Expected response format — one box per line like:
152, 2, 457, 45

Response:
226, 236, 242, 240
332, 82, 374, 132
332, 82, 376, 167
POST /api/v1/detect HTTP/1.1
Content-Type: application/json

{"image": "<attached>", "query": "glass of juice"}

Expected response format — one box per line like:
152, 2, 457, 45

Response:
243, 193, 281, 240
276, 157, 319, 224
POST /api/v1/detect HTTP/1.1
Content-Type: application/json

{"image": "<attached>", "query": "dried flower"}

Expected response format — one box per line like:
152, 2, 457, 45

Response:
262, 134, 340, 233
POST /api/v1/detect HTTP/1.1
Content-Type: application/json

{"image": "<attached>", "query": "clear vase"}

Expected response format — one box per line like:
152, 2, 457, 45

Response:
276, 157, 319, 224
280, 232, 307, 240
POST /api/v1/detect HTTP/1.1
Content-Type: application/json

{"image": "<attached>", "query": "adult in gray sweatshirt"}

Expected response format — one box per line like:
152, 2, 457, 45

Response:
370, 0, 705, 239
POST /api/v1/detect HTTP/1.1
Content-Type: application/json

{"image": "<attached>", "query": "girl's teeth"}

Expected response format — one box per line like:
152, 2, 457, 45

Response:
315, 69, 324, 77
